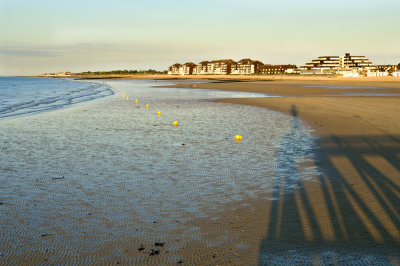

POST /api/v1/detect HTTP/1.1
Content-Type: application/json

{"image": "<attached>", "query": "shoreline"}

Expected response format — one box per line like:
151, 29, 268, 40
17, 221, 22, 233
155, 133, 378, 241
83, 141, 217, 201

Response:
159, 78, 400, 135
36, 73, 400, 83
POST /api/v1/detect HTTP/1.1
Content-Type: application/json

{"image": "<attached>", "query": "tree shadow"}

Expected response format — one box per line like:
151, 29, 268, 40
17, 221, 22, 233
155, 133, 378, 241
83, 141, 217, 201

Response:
259, 105, 400, 265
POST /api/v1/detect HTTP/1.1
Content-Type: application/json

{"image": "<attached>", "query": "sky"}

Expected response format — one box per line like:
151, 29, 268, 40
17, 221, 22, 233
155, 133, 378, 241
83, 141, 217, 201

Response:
0, 0, 399, 75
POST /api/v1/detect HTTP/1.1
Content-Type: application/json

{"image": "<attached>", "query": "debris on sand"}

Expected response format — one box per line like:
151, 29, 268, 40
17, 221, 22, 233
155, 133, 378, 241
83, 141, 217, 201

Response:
51, 176, 65, 181
149, 249, 160, 256
155, 241, 166, 247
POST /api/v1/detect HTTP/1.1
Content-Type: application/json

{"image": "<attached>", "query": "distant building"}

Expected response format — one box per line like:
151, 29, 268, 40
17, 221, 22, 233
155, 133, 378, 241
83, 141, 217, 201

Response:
366, 72, 388, 77
259, 64, 298, 75
394, 63, 400, 77
207, 59, 236, 75
376, 65, 396, 73
168, 63, 183, 75
367, 65, 400, 77
193, 61, 210, 75
336, 70, 360, 77
168, 59, 298, 75
340, 53, 375, 72
230, 59, 264, 75
58, 72, 71, 76
300, 56, 340, 74
42, 72, 71, 77
182, 62, 196, 75
300, 53, 375, 75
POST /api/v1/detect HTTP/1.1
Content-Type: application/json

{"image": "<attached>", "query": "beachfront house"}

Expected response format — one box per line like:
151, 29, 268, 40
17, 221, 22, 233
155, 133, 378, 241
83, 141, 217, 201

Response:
168, 59, 298, 75
367, 65, 399, 77
230, 59, 264, 75
394, 63, 400, 77
376, 65, 396, 73
193, 61, 210, 75
193, 61, 208, 75
168, 63, 183, 75
42, 72, 72, 77
259, 64, 298, 75
207, 59, 236, 75
392, 72, 400, 77
182, 62, 197, 75
366, 72, 388, 77
58, 72, 71, 76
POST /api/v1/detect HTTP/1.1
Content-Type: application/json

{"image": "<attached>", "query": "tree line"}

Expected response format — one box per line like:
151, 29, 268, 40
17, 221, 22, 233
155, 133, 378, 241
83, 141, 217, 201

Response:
75, 69, 168, 75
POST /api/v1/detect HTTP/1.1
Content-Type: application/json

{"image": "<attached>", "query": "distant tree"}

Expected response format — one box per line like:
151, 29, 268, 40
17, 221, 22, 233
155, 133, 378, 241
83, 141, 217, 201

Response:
74, 68, 167, 75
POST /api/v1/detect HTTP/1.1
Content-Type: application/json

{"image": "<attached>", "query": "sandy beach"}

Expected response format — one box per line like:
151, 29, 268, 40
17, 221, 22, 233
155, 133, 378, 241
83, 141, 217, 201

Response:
1, 77, 400, 264
174, 77, 400, 263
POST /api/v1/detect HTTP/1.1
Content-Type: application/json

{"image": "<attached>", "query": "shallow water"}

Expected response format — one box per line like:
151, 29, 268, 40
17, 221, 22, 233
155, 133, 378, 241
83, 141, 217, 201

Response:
0, 77, 112, 120
0, 79, 320, 263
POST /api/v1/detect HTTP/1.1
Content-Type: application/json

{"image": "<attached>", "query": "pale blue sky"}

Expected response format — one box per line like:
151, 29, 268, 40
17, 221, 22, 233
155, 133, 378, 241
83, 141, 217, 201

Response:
1, 0, 399, 75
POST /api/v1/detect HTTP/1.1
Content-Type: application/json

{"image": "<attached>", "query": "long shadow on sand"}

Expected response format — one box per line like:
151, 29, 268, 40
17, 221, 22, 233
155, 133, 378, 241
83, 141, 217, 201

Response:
259, 105, 400, 265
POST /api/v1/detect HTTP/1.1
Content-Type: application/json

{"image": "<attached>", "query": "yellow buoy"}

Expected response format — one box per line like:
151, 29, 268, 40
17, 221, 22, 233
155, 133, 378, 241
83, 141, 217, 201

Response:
146, 105, 149, 109
173, 121, 178, 127
235, 135, 242, 143
126, 96, 129, 100
157, 111, 161, 117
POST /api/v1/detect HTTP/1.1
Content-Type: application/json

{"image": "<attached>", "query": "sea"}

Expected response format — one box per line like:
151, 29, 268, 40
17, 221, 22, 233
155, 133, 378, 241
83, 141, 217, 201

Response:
0, 77, 113, 120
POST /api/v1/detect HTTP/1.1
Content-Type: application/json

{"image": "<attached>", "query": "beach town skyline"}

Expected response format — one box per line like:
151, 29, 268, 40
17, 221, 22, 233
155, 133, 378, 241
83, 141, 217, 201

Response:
1, 0, 399, 76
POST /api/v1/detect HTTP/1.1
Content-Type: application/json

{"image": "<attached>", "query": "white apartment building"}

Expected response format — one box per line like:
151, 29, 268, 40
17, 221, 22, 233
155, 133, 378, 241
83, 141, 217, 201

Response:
230, 59, 264, 75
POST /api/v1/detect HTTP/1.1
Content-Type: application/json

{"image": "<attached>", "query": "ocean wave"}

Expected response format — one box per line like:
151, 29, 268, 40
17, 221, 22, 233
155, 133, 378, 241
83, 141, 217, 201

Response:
0, 78, 113, 120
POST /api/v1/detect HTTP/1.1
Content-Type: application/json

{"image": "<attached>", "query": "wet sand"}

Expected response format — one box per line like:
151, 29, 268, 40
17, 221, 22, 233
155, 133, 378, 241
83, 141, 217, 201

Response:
2, 78, 400, 264
0, 80, 317, 265
71, 73, 400, 83
180, 79, 400, 263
